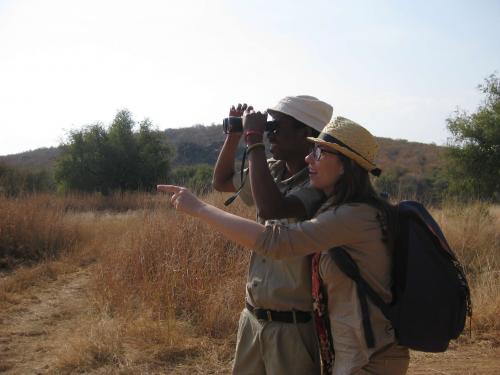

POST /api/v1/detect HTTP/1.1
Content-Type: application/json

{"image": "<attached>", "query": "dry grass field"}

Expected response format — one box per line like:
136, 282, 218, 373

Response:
0, 193, 499, 374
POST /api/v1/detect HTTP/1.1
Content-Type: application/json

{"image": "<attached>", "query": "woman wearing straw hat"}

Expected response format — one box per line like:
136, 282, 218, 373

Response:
158, 117, 410, 375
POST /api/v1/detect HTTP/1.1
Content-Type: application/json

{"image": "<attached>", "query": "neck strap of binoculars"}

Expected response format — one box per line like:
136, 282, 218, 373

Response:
224, 148, 248, 206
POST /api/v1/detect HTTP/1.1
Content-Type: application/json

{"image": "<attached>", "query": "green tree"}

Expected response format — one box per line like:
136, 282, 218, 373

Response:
55, 110, 172, 193
55, 124, 111, 193
0, 162, 54, 196
445, 74, 500, 200
169, 164, 213, 193
107, 110, 140, 190
137, 118, 173, 189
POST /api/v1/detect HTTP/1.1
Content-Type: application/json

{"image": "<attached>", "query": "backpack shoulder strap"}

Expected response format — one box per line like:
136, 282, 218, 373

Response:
329, 247, 393, 348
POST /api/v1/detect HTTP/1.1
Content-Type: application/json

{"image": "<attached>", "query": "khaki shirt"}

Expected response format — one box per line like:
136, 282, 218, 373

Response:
254, 203, 396, 373
233, 159, 324, 312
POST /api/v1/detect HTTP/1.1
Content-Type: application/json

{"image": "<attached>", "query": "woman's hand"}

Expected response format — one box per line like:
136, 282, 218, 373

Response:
157, 185, 265, 249
157, 185, 206, 216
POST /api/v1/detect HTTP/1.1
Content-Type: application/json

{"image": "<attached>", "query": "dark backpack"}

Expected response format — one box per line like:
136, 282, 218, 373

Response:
330, 200, 472, 352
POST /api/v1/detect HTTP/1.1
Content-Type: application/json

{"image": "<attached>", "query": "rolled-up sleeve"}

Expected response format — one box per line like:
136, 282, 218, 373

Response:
254, 206, 359, 259
232, 169, 254, 206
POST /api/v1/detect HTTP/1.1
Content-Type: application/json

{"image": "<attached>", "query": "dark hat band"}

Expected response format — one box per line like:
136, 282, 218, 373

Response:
317, 132, 381, 176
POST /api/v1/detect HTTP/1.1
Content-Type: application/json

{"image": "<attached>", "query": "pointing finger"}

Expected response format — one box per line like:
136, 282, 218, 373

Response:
157, 185, 183, 194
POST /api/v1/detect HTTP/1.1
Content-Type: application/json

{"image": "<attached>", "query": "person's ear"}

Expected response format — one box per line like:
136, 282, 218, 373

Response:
295, 128, 309, 144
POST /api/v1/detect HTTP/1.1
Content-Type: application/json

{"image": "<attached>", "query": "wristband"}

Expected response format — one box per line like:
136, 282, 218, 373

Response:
244, 130, 264, 141
246, 142, 265, 154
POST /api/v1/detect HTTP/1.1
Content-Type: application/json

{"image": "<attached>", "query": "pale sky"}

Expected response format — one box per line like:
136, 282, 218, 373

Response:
1, 0, 499, 155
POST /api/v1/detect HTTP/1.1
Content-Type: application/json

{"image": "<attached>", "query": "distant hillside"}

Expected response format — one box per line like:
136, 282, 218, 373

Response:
0, 147, 61, 170
164, 124, 223, 146
376, 137, 444, 176
163, 126, 445, 178
1, 125, 446, 187
165, 125, 234, 165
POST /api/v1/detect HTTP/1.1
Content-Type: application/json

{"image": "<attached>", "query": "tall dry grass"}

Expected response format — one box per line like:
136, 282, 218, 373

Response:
1, 192, 498, 372
0, 192, 161, 309
51, 193, 251, 372
92, 193, 250, 338
0, 194, 80, 268
91, 197, 499, 331
432, 203, 500, 333
56, 191, 162, 212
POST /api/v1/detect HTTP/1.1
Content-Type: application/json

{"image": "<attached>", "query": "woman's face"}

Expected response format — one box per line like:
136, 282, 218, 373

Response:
305, 144, 345, 195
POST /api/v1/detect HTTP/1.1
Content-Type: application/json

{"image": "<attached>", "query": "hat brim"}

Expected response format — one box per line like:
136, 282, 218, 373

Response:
266, 108, 324, 132
307, 136, 381, 176
266, 108, 280, 116
266, 108, 284, 120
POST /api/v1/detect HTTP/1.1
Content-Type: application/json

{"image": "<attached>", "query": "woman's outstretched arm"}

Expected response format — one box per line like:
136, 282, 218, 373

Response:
157, 185, 264, 248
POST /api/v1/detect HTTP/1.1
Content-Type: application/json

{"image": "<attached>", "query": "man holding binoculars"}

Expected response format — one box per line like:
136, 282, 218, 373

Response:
213, 95, 333, 374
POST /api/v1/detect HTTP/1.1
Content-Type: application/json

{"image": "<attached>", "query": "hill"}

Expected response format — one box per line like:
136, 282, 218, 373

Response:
166, 126, 446, 180
164, 125, 235, 166
0, 125, 447, 199
0, 147, 61, 170
376, 137, 444, 174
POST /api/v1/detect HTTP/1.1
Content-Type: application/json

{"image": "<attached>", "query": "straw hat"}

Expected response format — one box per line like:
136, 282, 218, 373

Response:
307, 116, 382, 176
267, 95, 333, 132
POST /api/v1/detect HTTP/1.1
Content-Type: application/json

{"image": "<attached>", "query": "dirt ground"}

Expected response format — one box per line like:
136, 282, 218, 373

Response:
0, 267, 499, 375
0, 268, 91, 374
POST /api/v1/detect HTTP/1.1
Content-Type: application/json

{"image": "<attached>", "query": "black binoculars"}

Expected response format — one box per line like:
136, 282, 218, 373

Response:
223, 117, 278, 134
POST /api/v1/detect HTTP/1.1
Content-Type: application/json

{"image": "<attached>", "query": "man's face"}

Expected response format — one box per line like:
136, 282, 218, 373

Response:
267, 113, 307, 160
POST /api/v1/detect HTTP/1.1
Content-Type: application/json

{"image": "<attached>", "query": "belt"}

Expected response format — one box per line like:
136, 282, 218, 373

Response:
245, 302, 311, 323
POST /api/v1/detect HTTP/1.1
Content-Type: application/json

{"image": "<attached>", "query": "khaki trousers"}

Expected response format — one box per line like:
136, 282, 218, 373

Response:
232, 308, 321, 375
355, 343, 409, 375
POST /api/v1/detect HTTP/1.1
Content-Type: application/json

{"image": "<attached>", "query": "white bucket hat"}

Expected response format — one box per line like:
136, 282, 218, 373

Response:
267, 95, 333, 132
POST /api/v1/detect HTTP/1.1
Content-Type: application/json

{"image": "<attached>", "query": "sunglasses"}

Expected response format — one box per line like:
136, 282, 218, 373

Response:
311, 144, 340, 161
265, 120, 279, 134
266, 116, 304, 136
